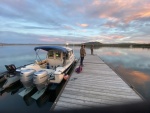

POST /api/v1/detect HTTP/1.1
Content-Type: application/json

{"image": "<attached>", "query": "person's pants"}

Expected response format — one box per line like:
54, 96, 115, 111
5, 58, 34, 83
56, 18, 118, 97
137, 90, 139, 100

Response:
80, 57, 84, 66
91, 49, 93, 55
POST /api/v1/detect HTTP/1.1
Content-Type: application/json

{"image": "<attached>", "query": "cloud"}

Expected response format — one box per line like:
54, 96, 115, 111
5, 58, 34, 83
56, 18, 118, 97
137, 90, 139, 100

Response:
39, 37, 66, 43
123, 10, 150, 23
63, 25, 74, 30
0, 0, 62, 26
77, 23, 89, 28
86, 0, 150, 25
103, 21, 119, 28
0, 31, 39, 43
0, 0, 150, 44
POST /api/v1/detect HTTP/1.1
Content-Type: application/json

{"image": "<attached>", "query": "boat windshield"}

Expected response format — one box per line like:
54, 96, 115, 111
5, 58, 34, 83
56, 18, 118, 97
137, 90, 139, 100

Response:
55, 51, 61, 59
35, 49, 47, 61
48, 50, 54, 58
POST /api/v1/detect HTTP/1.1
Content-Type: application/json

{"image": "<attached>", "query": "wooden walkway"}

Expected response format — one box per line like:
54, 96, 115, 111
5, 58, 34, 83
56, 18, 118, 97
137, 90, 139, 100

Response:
53, 54, 143, 110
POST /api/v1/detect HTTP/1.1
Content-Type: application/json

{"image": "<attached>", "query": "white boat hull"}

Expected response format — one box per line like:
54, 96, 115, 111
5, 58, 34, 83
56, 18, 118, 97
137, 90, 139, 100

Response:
50, 74, 64, 84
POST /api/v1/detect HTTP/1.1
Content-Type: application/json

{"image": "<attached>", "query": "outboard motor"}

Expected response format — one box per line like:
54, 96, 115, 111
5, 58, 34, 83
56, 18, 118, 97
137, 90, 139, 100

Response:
33, 70, 48, 91
20, 69, 36, 89
2, 64, 19, 89
5, 64, 16, 74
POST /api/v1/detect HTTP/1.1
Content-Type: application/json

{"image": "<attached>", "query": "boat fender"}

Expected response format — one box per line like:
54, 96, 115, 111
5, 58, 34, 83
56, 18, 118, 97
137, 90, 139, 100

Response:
63, 75, 69, 80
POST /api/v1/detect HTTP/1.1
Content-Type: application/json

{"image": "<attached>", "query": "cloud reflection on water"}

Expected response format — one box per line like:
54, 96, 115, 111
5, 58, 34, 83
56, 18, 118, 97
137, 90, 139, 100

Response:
96, 47, 150, 100
116, 66, 150, 85
114, 65, 150, 100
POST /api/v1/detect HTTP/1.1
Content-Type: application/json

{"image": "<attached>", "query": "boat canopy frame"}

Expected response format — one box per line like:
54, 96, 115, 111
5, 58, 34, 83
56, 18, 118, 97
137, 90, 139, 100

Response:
34, 46, 68, 53
34, 46, 69, 62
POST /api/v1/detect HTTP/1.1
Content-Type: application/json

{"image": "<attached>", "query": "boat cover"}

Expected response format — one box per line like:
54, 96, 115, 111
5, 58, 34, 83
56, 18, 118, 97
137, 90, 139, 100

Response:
34, 46, 68, 53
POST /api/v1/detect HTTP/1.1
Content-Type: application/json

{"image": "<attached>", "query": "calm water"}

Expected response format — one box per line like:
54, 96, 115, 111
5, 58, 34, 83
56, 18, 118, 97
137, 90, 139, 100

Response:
95, 47, 150, 100
0, 45, 150, 112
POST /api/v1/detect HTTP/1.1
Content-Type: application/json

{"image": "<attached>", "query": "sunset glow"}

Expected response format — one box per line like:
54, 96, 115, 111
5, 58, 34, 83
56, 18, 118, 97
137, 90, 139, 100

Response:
0, 0, 150, 44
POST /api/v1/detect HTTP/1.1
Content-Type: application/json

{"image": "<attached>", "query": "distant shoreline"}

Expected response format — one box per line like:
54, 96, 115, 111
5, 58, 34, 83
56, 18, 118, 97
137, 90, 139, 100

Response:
0, 43, 150, 48
0, 44, 65, 46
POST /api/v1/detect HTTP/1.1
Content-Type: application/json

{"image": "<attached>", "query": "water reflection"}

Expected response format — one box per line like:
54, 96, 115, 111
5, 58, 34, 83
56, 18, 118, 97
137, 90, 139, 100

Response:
96, 47, 150, 100
1, 45, 150, 111
36, 89, 56, 107
97, 48, 150, 70
114, 66, 150, 100
0, 81, 23, 96
22, 88, 36, 106
21, 87, 57, 107
0, 80, 62, 112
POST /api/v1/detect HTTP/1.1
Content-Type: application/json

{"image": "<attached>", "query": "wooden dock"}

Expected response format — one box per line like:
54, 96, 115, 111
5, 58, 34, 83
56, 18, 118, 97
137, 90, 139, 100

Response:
52, 54, 143, 110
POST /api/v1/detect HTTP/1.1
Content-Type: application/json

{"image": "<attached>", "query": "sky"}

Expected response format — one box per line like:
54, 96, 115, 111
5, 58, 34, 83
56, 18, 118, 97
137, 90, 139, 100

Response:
0, 0, 150, 44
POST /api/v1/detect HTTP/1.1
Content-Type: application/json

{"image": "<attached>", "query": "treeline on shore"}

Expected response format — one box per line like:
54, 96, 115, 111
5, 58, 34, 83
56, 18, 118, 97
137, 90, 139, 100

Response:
0, 43, 64, 46
99, 43, 150, 48
80, 42, 150, 48
1, 42, 150, 48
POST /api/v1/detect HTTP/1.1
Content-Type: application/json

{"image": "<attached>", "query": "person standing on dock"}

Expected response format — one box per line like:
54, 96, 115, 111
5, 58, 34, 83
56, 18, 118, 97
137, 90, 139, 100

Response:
90, 44, 94, 55
80, 44, 86, 66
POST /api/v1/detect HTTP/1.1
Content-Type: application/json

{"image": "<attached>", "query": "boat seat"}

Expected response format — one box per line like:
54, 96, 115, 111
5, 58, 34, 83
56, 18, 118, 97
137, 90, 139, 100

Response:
36, 60, 47, 65
35, 60, 47, 68
39, 64, 46, 68
47, 59, 63, 69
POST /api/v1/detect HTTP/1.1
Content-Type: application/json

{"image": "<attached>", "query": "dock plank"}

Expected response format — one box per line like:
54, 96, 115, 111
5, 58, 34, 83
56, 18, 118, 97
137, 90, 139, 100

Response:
53, 54, 143, 111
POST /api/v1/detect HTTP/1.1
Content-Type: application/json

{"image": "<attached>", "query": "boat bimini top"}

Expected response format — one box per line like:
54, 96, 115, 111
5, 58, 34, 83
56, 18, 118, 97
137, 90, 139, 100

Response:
34, 46, 68, 53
